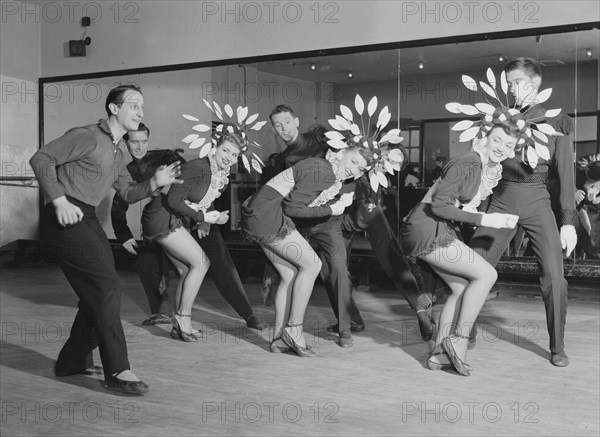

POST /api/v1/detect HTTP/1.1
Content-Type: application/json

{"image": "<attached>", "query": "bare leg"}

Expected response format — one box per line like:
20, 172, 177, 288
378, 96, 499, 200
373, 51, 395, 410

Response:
261, 230, 321, 349
260, 245, 295, 341
158, 228, 210, 334
421, 239, 497, 365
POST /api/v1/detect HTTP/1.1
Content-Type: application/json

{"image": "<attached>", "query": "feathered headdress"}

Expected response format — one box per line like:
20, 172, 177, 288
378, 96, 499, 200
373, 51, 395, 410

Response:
325, 95, 406, 192
446, 67, 563, 169
181, 100, 267, 173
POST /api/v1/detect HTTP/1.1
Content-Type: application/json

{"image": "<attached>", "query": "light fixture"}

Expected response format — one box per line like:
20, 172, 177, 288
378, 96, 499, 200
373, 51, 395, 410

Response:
348, 71, 353, 79
418, 61, 424, 70
498, 55, 505, 63
586, 49, 593, 57
310, 63, 316, 71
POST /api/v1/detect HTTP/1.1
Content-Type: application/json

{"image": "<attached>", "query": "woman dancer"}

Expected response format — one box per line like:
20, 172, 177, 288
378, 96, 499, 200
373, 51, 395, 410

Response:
403, 68, 564, 375
243, 147, 370, 357
143, 103, 266, 341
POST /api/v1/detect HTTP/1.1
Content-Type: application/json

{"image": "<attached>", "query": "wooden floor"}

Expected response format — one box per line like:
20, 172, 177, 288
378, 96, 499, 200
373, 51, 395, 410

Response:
1, 265, 599, 436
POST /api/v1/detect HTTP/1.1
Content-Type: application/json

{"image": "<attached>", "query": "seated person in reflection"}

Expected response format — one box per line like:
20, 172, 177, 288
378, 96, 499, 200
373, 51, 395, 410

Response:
574, 154, 600, 258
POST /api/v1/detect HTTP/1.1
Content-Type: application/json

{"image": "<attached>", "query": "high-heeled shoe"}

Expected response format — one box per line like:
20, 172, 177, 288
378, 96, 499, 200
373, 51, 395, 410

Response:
417, 308, 436, 342
427, 344, 473, 371
170, 327, 202, 340
269, 337, 291, 353
171, 313, 197, 342
281, 323, 316, 358
441, 335, 471, 376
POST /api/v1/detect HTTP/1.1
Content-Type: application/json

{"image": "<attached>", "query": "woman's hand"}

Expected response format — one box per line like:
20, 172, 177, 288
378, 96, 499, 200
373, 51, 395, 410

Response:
52, 196, 83, 226
204, 210, 221, 224
216, 210, 230, 225
330, 193, 355, 216
480, 212, 519, 229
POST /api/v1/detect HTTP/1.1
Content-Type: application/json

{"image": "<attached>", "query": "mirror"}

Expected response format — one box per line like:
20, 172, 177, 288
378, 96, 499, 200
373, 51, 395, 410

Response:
41, 27, 599, 264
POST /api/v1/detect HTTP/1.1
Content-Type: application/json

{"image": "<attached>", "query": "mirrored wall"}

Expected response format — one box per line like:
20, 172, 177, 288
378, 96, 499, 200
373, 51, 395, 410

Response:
42, 26, 600, 260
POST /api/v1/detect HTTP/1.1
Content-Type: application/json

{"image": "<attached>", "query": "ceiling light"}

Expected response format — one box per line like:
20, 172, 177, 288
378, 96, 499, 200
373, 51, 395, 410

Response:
348, 71, 353, 79
586, 49, 593, 57
498, 55, 505, 62
310, 63, 316, 71
418, 61, 424, 70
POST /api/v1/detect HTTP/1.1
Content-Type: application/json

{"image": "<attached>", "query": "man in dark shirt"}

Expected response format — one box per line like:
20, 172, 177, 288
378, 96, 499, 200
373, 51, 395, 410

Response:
30, 85, 181, 394
111, 123, 174, 326
264, 105, 435, 343
471, 58, 577, 367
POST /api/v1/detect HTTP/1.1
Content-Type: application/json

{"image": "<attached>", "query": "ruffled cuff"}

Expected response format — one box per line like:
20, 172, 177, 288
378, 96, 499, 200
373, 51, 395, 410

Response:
560, 209, 579, 227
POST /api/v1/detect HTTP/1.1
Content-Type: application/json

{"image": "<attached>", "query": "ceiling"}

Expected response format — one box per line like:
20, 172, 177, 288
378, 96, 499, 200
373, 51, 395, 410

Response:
258, 29, 600, 84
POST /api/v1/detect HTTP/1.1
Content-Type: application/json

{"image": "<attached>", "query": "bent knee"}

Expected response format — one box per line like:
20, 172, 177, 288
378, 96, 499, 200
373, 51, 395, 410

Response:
189, 259, 210, 272
480, 265, 498, 284
299, 257, 322, 276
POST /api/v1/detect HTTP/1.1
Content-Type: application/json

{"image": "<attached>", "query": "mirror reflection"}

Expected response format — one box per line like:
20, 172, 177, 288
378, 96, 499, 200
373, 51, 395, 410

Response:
42, 28, 599, 262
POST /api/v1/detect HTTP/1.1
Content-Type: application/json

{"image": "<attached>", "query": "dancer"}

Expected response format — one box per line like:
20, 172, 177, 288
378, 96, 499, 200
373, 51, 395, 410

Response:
404, 66, 564, 375
111, 122, 182, 325
265, 104, 435, 341
30, 84, 181, 394
242, 145, 372, 356
315, 95, 407, 347
142, 103, 266, 341
470, 58, 576, 367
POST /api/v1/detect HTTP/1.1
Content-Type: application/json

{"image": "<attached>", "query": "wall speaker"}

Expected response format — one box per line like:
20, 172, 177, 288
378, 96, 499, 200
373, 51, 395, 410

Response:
68, 40, 86, 57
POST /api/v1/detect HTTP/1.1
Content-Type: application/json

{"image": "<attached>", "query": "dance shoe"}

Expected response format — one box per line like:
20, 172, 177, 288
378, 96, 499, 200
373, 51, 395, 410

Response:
339, 331, 354, 348
245, 315, 266, 331
104, 374, 149, 395
142, 313, 172, 326
551, 351, 569, 367
281, 324, 316, 358
441, 336, 471, 376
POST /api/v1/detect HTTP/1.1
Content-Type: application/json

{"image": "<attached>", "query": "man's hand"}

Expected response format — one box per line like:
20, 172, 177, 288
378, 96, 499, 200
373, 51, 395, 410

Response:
560, 225, 577, 257
196, 222, 211, 239
52, 196, 83, 226
151, 162, 182, 191
122, 238, 138, 255
575, 189, 585, 205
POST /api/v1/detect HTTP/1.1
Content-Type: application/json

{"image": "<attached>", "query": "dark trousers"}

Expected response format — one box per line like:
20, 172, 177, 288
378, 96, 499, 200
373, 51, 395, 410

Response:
42, 200, 129, 376
194, 225, 254, 320
470, 182, 568, 353
135, 245, 171, 315
321, 231, 363, 326
350, 205, 432, 312
299, 216, 355, 332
